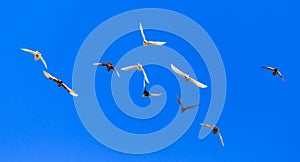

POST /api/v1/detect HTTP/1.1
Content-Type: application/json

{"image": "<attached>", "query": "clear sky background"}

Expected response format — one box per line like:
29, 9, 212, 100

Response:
1, 0, 300, 161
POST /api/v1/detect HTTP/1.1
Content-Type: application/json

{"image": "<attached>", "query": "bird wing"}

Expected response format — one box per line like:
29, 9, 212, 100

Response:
43, 71, 59, 82
62, 83, 78, 97
148, 41, 167, 46
93, 63, 104, 66
21, 48, 36, 55
176, 93, 184, 108
262, 66, 274, 71
217, 131, 225, 147
121, 65, 138, 71
40, 56, 48, 69
141, 67, 150, 84
277, 71, 285, 81
171, 64, 186, 78
112, 67, 120, 77
189, 77, 208, 88
185, 104, 199, 110
139, 22, 146, 41
149, 93, 162, 97
200, 123, 214, 129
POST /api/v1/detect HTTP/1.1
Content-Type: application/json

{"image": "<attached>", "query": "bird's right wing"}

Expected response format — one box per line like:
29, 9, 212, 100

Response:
262, 66, 274, 71
62, 83, 78, 97
277, 71, 285, 81
139, 22, 146, 41
149, 93, 162, 97
148, 41, 167, 46
121, 65, 138, 71
171, 64, 186, 77
189, 77, 208, 88
43, 71, 59, 82
141, 67, 150, 84
21, 48, 35, 55
217, 131, 225, 147
185, 104, 199, 110
200, 123, 214, 129
40, 56, 48, 69
112, 67, 120, 77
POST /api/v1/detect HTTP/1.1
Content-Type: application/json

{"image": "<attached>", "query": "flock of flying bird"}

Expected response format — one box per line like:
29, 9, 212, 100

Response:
21, 22, 285, 147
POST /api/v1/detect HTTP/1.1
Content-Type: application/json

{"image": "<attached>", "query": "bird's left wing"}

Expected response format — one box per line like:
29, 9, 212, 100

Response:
121, 65, 138, 71
141, 67, 150, 84
277, 71, 285, 81
43, 71, 59, 82
171, 64, 186, 78
149, 93, 162, 97
21, 48, 36, 55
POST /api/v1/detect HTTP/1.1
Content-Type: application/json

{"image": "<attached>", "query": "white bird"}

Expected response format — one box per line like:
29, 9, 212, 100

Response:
171, 64, 207, 88
43, 71, 78, 97
121, 63, 150, 84
139, 22, 166, 46
142, 79, 162, 98
200, 123, 224, 147
21, 48, 48, 69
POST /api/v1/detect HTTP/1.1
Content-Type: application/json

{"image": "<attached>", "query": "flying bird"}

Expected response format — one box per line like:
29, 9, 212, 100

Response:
139, 22, 166, 46
262, 66, 285, 81
43, 71, 78, 97
171, 64, 207, 88
142, 79, 162, 98
200, 123, 224, 147
21, 48, 48, 69
176, 93, 198, 113
121, 63, 150, 83
93, 62, 120, 77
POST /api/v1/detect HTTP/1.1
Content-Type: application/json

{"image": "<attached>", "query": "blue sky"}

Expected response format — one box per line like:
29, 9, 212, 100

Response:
1, 0, 300, 161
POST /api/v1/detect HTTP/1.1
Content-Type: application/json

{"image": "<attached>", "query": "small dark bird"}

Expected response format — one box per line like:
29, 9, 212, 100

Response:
142, 79, 162, 98
262, 66, 285, 81
200, 123, 224, 147
93, 62, 120, 77
43, 71, 78, 97
176, 93, 199, 113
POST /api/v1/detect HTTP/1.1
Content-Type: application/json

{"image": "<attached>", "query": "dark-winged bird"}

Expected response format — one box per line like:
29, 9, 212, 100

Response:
43, 71, 78, 97
176, 93, 199, 113
93, 62, 120, 77
142, 79, 161, 98
262, 66, 285, 81
200, 123, 224, 147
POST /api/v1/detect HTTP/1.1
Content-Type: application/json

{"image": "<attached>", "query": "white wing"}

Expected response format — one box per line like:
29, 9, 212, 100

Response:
121, 65, 138, 71
139, 22, 146, 41
141, 67, 150, 84
189, 77, 207, 88
149, 93, 162, 97
40, 56, 48, 69
93, 63, 102, 66
262, 66, 274, 71
21, 48, 36, 55
171, 64, 186, 77
62, 83, 78, 97
217, 131, 225, 147
113, 68, 120, 77
148, 41, 166, 46
200, 123, 214, 129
